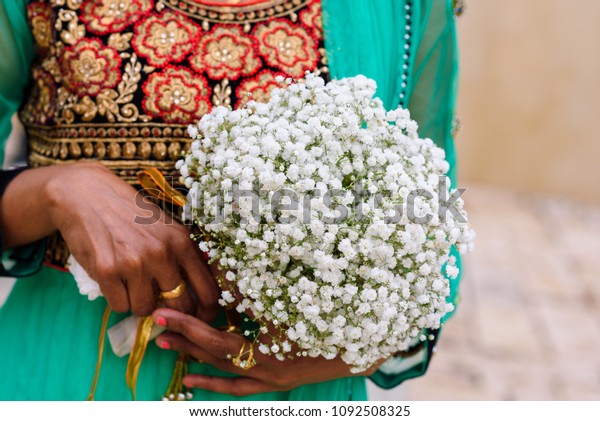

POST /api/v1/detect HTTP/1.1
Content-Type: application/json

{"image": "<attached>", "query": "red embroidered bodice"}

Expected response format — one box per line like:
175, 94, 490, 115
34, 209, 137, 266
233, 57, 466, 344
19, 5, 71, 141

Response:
22, 0, 327, 183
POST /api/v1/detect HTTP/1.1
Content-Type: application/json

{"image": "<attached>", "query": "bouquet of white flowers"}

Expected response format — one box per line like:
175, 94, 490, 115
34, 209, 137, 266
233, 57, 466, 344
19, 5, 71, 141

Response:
179, 73, 474, 373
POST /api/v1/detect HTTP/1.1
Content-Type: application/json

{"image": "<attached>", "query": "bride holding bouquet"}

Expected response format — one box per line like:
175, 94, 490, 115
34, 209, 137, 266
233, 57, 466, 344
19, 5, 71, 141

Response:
0, 0, 467, 400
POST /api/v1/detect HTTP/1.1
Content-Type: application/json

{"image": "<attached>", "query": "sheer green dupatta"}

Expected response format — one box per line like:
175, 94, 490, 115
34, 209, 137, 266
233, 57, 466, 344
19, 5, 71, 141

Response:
0, 0, 33, 164
0, 0, 45, 276
322, 0, 462, 388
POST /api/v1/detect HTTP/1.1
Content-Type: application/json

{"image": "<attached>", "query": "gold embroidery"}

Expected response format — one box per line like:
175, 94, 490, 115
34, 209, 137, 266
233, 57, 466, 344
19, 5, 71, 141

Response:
42, 56, 62, 80
133, 11, 200, 67
191, 25, 261, 80
56, 8, 86, 45
29, 2, 54, 51
254, 19, 318, 78
99, 54, 150, 123
299, 0, 322, 37
59, 39, 122, 97
51, 0, 83, 10
24, 0, 325, 174
143, 67, 211, 123
236, 70, 282, 107
53, 53, 149, 124
81, 0, 154, 34
160, 0, 310, 24
21, 68, 57, 125
213, 79, 232, 107
28, 122, 189, 176
108, 33, 134, 51
72, 96, 97, 122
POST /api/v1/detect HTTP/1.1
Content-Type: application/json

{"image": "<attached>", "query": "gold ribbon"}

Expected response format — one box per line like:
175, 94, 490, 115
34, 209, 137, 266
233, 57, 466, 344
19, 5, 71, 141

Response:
125, 168, 189, 400
87, 305, 111, 401
138, 167, 187, 208
126, 315, 155, 401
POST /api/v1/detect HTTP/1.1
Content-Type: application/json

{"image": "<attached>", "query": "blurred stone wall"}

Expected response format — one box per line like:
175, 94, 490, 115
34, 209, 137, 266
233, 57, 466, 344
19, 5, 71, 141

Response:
455, 0, 600, 203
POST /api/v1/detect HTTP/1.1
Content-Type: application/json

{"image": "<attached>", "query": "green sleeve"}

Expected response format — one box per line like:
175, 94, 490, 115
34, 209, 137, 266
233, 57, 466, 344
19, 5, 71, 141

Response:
407, 0, 460, 188
0, 0, 34, 162
0, 0, 46, 277
406, 0, 462, 322
323, 0, 462, 389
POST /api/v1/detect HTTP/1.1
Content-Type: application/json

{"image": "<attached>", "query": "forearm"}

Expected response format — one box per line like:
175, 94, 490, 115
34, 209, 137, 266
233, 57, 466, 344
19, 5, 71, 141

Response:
0, 165, 61, 249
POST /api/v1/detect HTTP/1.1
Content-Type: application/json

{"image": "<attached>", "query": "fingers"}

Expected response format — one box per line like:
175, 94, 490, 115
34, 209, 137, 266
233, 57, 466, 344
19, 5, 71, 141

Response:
98, 276, 130, 313
153, 308, 242, 359
155, 266, 194, 315
182, 375, 278, 397
117, 254, 156, 316
181, 260, 220, 323
153, 308, 265, 378
157, 331, 272, 382
129, 226, 194, 315
152, 309, 358, 394
178, 247, 220, 323
156, 333, 219, 365
88, 254, 130, 313
153, 309, 277, 380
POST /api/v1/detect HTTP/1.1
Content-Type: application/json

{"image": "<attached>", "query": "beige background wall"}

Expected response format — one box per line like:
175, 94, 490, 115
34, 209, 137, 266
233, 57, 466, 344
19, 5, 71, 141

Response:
455, 0, 600, 203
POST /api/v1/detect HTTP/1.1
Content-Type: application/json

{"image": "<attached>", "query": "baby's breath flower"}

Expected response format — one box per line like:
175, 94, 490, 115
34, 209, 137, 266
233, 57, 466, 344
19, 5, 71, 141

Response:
179, 73, 474, 372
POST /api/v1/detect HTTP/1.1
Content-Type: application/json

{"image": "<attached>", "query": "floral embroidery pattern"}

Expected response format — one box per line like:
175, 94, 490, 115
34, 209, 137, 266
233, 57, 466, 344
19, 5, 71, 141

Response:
133, 11, 200, 67
81, 0, 154, 34
190, 26, 261, 81
236, 70, 284, 108
254, 19, 318, 78
28, 1, 54, 52
22, 68, 57, 125
299, 0, 323, 37
143, 67, 211, 124
24, 0, 326, 165
59, 38, 122, 97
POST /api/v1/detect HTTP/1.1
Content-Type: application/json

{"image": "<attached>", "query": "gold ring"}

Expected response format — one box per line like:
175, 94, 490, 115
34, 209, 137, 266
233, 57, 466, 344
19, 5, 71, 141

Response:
231, 342, 257, 370
218, 325, 242, 334
160, 282, 186, 300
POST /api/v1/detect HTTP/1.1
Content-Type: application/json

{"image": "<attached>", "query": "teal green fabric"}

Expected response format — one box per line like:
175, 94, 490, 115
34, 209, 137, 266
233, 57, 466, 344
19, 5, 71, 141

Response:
0, 266, 364, 400
0, 0, 46, 276
324, 0, 462, 389
0, 0, 33, 166
2, 242, 46, 277
0, 0, 461, 399
323, 1, 410, 111
324, 0, 459, 185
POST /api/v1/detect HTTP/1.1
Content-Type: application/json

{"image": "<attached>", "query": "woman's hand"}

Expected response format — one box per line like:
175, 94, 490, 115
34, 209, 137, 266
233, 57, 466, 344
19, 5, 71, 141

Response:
0, 162, 219, 320
152, 308, 383, 397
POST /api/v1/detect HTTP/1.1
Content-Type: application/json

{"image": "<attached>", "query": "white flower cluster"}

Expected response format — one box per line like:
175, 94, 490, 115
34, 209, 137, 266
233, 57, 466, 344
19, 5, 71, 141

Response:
179, 73, 474, 372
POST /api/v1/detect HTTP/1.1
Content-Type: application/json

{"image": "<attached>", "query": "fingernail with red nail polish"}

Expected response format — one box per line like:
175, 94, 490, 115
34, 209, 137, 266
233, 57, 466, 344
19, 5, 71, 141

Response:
156, 317, 167, 327
157, 340, 170, 350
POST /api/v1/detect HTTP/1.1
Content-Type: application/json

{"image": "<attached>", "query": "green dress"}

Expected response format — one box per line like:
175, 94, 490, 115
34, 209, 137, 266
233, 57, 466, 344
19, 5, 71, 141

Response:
0, 0, 461, 400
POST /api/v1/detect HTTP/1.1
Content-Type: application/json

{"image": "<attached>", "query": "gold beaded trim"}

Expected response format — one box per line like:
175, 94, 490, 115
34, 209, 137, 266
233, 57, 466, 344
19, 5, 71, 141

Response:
27, 123, 190, 185
158, 0, 310, 25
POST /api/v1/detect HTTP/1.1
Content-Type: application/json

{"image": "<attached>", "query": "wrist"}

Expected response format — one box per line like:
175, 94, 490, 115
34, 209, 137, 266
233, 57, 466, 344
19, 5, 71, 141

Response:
45, 162, 107, 231
0, 165, 75, 248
